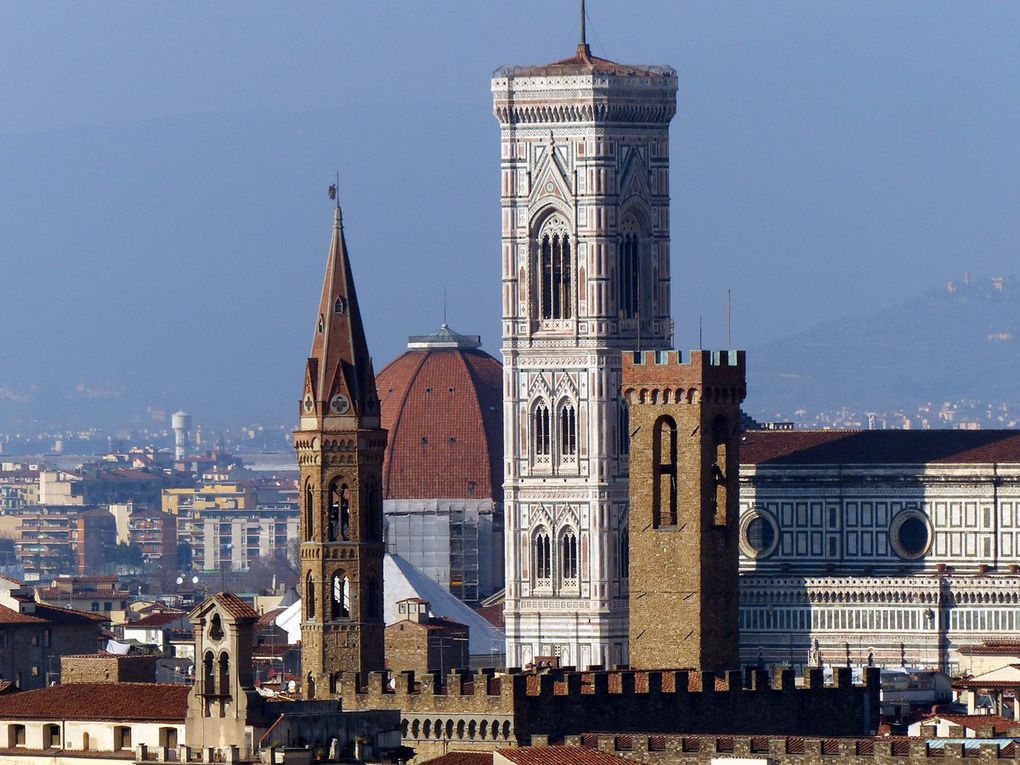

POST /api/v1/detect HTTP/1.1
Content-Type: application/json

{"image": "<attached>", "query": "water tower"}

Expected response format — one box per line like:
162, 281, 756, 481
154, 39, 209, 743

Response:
171, 410, 192, 461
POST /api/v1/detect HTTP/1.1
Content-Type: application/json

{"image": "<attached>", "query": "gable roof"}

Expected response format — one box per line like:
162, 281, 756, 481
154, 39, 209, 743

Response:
0, 683, 189, 722
742, 429, 1020, 466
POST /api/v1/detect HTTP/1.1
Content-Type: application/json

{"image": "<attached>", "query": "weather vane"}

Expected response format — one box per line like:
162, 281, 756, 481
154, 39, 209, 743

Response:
328, 171, 339, 204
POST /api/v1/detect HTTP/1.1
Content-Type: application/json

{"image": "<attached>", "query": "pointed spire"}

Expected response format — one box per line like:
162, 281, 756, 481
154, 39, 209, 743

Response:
301, 194, 378, 424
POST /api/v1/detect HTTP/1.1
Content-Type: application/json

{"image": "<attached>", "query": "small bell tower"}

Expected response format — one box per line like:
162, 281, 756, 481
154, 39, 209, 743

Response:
622, 349, 745, 671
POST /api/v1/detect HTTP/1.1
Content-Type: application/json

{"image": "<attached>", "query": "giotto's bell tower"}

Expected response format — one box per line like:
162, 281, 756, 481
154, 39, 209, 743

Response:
493, 32, 677, 668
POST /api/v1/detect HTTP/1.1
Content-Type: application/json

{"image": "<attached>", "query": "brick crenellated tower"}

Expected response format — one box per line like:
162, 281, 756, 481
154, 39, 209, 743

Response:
622, 349, 746, 671
294, 202, 386, 696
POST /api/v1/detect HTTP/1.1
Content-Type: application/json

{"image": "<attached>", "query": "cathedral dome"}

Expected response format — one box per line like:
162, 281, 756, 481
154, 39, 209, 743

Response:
376, 325, 502, 502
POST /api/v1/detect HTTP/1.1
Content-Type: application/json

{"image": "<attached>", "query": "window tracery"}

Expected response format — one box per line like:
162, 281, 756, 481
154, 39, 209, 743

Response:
618, 215, 641, 319
536, 215, 572, 320
533, 527, 552, 588
558, 401, 577, 459
560, 528, 578, 587
533, 400, 551, 461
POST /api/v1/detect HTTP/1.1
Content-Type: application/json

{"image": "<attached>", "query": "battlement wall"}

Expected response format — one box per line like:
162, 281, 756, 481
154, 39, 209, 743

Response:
563, 734, 1020, 765
621, 350, 746, 404
340, 666, 878, 743
513, 666, 879, 742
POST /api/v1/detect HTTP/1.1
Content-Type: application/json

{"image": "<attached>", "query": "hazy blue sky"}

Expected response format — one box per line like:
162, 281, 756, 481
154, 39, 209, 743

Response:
2, 2, 1019, 429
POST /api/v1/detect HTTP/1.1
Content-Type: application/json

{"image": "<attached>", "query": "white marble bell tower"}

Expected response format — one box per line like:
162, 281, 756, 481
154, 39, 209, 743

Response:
492, 33, 677, 668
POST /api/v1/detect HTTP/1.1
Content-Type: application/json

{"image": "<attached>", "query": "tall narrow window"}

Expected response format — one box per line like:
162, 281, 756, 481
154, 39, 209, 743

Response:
328, 482, 351, 542
537, 216, 572, 320
560, 529, 578, 582
711, 416, 729, 527
559, 403, 577, 457
218, 652, 230, 696
306, 572, 315, 620
652, 415, 678, 527
533, 401, 550, 458
534, 528, 551, 585
203, 651, 214, 695
331, 573, 350, 619
618, 215, 641, 319
304, 480, 314, 541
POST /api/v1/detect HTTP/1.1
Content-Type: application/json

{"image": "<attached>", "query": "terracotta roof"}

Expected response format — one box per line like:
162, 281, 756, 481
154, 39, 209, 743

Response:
498, 44, 673, 79
212, 593, 259, 621
475, 602, 504, 632
127, 611, 188, 628
498, 747, 634, 765
256, 607, 286, 628
0, 683, 189, 722
959, 640, 1020, 656
377, 335, 502, 502
926, 714, 1016, 736
426, 754, 492, 765
0, 602, 106, 626
742, 429, 1020, 466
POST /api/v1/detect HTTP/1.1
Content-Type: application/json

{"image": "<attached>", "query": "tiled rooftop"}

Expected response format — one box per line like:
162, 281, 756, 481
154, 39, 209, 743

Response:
0, 683, 189, 722
742, 429, 1020, 466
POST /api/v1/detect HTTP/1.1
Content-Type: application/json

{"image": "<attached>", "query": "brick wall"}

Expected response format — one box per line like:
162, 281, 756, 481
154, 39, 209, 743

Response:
61, 654, 157, 683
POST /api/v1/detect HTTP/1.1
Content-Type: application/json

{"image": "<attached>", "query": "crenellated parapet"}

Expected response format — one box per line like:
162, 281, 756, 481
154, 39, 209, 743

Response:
339, 665, 879, 749
622, 350, 747, 406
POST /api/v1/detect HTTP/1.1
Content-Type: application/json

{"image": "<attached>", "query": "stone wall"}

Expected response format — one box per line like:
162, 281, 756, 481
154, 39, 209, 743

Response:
562, 733, 1019, 765
61, 654, 157, 684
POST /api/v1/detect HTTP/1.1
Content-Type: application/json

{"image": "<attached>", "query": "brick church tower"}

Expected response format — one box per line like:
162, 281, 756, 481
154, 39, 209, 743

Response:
621, 350, 745, 672
294, 203, 386, 697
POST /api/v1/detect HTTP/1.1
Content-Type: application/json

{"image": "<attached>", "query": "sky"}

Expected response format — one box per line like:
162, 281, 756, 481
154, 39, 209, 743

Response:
2, 2, 1019, 430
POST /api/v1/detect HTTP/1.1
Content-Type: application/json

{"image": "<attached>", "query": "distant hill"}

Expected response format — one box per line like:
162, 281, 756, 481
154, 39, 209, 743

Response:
746, 275, 1019, 419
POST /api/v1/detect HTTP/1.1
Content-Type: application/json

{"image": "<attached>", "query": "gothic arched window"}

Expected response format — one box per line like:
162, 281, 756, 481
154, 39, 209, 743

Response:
533, 528, 551, 586
536, 215, 572, 320
533, 401, 551, 458
560, 529, 578, 582
328, 481, 351, 542
618, 215, 641, 319
303, 480, 314, 541
558, 402, 577, 457
652, 415, 678, 528
331, 573, 350, 620
305, 572, 315, 620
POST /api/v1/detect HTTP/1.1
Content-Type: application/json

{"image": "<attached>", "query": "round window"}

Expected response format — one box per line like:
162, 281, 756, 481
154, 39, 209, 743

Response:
890, 510, 931, 560
739, 508, 780, 559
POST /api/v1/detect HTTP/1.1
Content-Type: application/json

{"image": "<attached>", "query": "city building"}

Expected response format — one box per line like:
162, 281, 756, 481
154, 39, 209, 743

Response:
35, 576, 130, 624
176, 503, 297, 573
493, 32, 678, 669
14, 508, 117, 582
0, 576, 107, 689
385, 597, 470, 676
377, 324, 504, 604
737, 429, 1020, 674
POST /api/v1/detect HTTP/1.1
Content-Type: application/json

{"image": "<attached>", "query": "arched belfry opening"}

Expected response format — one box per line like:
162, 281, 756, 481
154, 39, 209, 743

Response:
328, 481, 351, 542
652, 414, 678, 527
535, 214, 572, 320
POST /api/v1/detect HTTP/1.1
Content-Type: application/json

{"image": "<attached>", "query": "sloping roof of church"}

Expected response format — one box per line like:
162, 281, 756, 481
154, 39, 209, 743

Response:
376, 327, 502, 501
742, 429, 1020, 466
496, 44, 674, 79
0, 683, 189, 722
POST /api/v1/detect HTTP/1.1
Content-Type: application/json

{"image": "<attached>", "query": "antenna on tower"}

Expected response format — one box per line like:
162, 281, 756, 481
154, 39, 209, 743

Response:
727, 288, 732, 348
581, 0, 587, 47
443, 284, 448, 326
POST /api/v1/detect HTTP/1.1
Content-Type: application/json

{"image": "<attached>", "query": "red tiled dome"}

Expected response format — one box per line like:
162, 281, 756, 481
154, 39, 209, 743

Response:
376, 326, 502, 502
